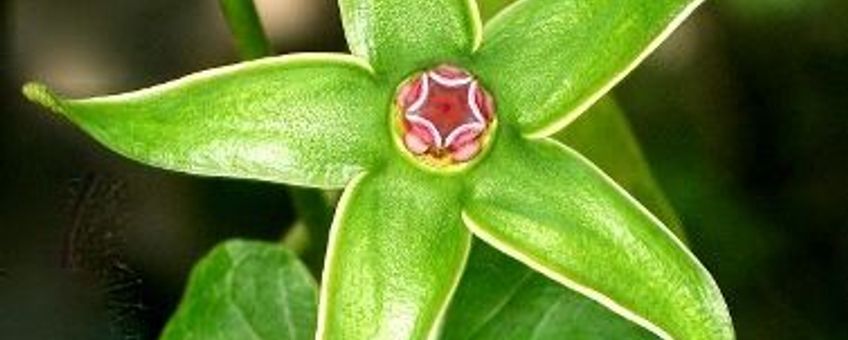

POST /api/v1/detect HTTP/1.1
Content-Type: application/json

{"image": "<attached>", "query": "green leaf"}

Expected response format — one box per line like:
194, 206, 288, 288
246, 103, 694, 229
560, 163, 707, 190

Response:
318, 163, 472, 339
23, 54, 388, 189
442, 241, 655, 340
470, 0, 705, 137
161, 240, 317, 340
558, 96, 684, 239
462, 132, 733, 339
339, 0, 482, 81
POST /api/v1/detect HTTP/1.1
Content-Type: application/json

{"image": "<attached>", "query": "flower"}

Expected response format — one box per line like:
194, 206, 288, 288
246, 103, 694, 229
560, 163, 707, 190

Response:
397, 64, 494, 163
23, 0, 733, 339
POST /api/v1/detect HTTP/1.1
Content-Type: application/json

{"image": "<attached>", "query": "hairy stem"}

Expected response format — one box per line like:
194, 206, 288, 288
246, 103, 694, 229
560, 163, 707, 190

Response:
218, 0, 272, 60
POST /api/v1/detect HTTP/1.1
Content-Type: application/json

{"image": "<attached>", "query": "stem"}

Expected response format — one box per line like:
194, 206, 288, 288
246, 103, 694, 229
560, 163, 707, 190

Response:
218, 0, 333, 275
288, 188, 334, 273
218, 0, 272, 60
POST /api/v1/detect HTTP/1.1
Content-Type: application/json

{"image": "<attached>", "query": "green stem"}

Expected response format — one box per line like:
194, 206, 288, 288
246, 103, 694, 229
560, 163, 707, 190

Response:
288, 188, 334, 272
218, 0, 333, 275
218, 0, 272, 60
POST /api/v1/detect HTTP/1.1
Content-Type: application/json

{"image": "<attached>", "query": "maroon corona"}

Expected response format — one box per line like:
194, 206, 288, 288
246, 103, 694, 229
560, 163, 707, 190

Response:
396, 65, 495, 163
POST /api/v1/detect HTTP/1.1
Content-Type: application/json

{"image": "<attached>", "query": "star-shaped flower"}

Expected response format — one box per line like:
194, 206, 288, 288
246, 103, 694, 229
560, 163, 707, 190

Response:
23, 0, 733, 339
398, 64, 494, 162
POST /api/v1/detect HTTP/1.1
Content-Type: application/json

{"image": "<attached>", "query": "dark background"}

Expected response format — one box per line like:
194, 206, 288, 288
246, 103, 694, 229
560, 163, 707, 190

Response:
1, 0, 846, 338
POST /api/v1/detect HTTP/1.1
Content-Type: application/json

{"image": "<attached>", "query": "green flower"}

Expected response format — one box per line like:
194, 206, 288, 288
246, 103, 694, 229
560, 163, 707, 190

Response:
23, 0, 733, 339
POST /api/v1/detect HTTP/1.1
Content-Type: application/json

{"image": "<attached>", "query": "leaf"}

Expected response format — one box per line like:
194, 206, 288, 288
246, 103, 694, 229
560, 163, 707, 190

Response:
23, 53, 387, 189
442, 241, 655, 340
317, 163, 472, 339
470, 0, 705, 137
161, 240, 317, 340
462, 131, 734, 339
443, 98, 684, 339
338, 0, 482, 81
558, 96, 685, 239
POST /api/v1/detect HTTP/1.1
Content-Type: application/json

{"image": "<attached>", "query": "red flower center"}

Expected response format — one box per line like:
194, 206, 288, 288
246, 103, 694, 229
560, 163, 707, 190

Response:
396, 65, 494, 163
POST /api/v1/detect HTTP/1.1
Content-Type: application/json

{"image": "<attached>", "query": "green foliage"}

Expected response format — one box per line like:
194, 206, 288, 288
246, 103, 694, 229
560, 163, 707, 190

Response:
24, 0, 734, 339
442, 242, 655, 340
161, 240, 317, 340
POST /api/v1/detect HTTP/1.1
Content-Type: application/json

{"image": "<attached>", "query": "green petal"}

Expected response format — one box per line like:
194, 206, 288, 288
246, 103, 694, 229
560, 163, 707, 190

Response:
462, 133, 733, 339
317, 163, 472, 339
23, 53, 387, 189
443, 98, 685, 339
475, 0, 515, 22
441, 242, 655, 340
162, 240, 317, 340
339, 0, 482, 81
471, 0, 705, 137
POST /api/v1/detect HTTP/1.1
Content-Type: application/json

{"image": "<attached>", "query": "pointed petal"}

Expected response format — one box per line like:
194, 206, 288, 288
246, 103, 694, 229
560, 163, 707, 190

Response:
317, 164, 471, 339
24, 54, 387, 188
471, 0, 705, 137
462, 133, 733, 339
339, 0, 482, 80
557, 97, 685, 239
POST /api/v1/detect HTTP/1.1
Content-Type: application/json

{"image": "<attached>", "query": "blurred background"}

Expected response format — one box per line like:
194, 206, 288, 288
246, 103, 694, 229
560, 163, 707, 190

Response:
1, 0, 846, 338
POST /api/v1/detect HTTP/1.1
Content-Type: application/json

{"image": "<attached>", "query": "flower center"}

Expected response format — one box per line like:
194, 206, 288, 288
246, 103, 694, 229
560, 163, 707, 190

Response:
395, 64, 495, 165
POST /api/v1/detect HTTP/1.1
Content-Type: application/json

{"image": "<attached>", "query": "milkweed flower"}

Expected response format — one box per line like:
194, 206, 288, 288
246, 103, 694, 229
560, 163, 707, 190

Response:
23, 0, 733, 338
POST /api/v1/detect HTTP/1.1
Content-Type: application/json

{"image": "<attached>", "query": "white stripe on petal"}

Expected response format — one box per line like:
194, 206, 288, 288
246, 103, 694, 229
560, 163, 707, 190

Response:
428, 72, 473, 88
444, 122, 484, 148
467, 81, 486, 123
408, 75, 430, 113
405, 114, 443, 148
